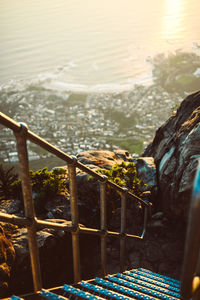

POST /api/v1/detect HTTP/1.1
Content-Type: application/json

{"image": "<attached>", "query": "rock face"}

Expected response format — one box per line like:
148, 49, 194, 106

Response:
132, 157, 157, 199
0, 225, 15, 297
143, 90, 200, 220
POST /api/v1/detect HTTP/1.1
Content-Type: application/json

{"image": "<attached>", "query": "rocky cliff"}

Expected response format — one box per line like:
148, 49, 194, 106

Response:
143, 90, 200, 220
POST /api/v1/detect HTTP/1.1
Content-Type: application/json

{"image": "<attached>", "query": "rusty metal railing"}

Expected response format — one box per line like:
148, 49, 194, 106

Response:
0, 111, 151, 293
181, 160, 200, 300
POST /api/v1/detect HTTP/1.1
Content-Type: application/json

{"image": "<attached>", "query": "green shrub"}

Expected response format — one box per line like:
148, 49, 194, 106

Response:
97, 161, 145, 197
86, 162, 146, 228
30, 167, 66, 210
11, 179, 23, 201
0, 164, 18, 200
31, 167, 67, 212
10, 167, 67, 213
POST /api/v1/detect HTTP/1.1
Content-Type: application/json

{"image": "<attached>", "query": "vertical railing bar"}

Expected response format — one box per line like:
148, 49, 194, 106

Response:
120, 188, 127, 273
141, 206, 148, 238
15, 123, 42, 292
100, 176, 107, 277
68, 156, 81, 283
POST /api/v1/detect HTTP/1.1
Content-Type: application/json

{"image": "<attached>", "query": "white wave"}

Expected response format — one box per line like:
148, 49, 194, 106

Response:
37, 72, 152, 94
0, 59, 153, 95
43, 80, 89, 93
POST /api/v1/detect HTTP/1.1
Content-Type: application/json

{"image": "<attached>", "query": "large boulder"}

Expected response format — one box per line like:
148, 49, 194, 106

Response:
76, 149, 134, 169
143, 90, 200, 220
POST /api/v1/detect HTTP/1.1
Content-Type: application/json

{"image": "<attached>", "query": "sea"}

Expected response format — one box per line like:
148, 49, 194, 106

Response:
0, 0, 200, 169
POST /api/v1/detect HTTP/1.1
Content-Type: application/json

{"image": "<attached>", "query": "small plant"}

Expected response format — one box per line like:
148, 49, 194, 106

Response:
0, 164, 18, 200
11, 179, 23, 201
85, 162, 146, 228
97, 161, 145, 197
11, 167, 67, 213
29, 167, 66, 211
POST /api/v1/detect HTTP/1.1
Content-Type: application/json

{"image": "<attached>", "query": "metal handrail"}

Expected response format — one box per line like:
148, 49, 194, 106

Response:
181, 160, 200, 300
0, 111, 151, 293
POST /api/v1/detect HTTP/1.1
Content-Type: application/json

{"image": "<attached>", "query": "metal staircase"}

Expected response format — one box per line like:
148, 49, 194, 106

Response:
0, 111, 200, 299
10, 268, 181, 299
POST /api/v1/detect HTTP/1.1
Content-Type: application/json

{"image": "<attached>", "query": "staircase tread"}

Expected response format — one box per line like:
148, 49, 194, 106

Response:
130, 270, 180, 288
95, 277, 161, 300
9, 269, 181, 300
116, 273, 180, 298
107, 276, 179, 300
125, 271, 180, 293
40, 289, 69, 299
80, 281, 132, 300
138, 269, 180, 285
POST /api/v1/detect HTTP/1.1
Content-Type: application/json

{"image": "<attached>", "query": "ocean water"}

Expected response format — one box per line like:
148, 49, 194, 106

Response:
0, 0, 200, 166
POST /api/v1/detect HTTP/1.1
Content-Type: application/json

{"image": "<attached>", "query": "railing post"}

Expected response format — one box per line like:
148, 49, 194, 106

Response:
68, 156, 81, 283
181, 162, 200, 299
100, 176, 107, 277
141, 206, 149, 238
120, 188, 128, 273
15, 123, 42, 292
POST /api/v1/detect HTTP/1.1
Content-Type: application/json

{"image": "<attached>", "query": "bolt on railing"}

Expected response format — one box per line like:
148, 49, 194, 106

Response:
0, 111, 151, 293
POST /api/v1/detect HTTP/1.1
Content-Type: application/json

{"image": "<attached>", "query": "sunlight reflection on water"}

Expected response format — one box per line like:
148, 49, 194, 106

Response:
162, 0, 185, 39
0, 0, 200, 85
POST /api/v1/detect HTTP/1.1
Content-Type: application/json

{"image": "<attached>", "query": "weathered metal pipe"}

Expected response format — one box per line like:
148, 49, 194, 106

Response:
0, 212, 31, 226
68, 158, 81, 283
15, 123, 42, 292
120, 189, 127, 272
0, 111, 21, 132
100, 176, 107, 277
181, 162, 200, 299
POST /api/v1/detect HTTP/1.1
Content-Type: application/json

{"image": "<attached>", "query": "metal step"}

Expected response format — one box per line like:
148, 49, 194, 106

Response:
9, 269, 181, 300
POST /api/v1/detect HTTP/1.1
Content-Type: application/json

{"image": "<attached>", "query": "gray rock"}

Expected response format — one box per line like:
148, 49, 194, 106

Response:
0, 200, 22, 216
145, 241, 164, 263
143, 90, 200, 220
44, 194, 71, 220
128, 251, 141, 267
162, 242, 183, 263
132, 157, 157, 198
